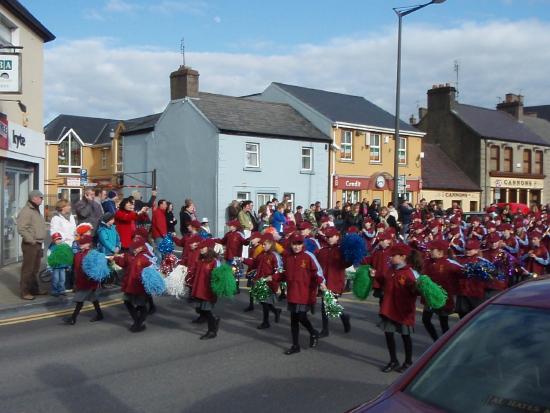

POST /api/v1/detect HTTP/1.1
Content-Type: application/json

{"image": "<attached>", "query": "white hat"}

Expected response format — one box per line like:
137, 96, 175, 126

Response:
201, 217, 209, 223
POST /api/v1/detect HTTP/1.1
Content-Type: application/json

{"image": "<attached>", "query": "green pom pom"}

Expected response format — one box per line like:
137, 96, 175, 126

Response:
417, 274, 447, 309
251, 278, 272, 303
352, 265, 372, 300
211, 264, 237, 298
323, 290, 344, 318
47, 244, 74, 268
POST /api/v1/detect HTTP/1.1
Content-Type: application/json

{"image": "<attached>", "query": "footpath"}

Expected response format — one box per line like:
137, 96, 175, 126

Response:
0, 262, 122, 325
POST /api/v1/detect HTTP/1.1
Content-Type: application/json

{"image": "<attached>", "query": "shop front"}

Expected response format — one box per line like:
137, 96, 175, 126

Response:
333, 174, 420, 206
0, 116, 45, 266
489, 177, 544, 206
420, 189, 481, 212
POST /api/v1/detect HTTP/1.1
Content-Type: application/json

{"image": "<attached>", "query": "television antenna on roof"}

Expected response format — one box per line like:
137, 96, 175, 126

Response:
454, 60, 460, 98
180, 37, 185, 66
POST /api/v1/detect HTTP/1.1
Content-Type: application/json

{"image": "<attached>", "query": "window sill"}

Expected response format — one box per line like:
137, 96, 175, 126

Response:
243, 167, 262, 172
339, 159, 354, 163
300, 170, 314, 175
369, 161, 382, 165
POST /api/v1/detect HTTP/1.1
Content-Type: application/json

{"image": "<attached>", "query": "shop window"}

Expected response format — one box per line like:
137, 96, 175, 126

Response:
503, 147, 513, 173
534, 150, 543, 175
452, 200, 462, 208
301, 147, 313, 171
341, 130, 353, 160
342, 190, 360, 204
236, 192, 250, 202
523, 149, 532, 174
398, 137, 407, 164
489, 145, 500, 172
469, 201, 478, 211
369, 133, 381, 163
58, 132, 82, 174
245, 143, 260, 168
101, 150, 108, 170
508, 189, 518, 203
283, 192, 295, 211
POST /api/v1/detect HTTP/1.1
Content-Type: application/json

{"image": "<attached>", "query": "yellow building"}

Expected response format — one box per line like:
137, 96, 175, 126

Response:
44, 115, 124, 210
254, 82, 425, 207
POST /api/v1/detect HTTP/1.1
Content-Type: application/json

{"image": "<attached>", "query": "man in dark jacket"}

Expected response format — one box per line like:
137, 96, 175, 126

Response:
74, 189, 103, 232
180, 198, 197, 235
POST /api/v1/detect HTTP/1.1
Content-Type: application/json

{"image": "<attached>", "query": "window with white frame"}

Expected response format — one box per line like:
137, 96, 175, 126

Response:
341, 130, 353, 160
398, 136, 407, 164
342, 190, 361, 204
301, 147, 313, 171
283, 192, 295, 211
245, 143, 260, 168
101, 149, 108, 169
58, 132, 82, 174
369, 133, 381, 163
236, 192, 250, 202
115, 137, 123, 173
0, 16, 16, 46
257, 193, 276, 207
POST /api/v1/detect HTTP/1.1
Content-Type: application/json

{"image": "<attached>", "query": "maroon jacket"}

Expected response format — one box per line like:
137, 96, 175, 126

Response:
364, 245, 392, 290
456, 255, 487, 299
115, 210, 147, 249
422, 257, 463, 312
275, 250, 324, 305
74, 250, 100, 291
248, 250, 282, 294
151, 207, 168, 239
192, 257, 218, 303
523, 245, 549, 276
315, 244, 349, 294
116, 251, 151, 296
217, 231, 247, 261
379, 264, 417, 326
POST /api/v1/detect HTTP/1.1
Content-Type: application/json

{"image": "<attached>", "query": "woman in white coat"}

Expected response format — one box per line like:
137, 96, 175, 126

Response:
49, 199, 77, 290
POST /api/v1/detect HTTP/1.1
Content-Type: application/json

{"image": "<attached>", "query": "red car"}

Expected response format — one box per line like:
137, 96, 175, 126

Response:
496, 202, 530, 215
350, 277, 550, 412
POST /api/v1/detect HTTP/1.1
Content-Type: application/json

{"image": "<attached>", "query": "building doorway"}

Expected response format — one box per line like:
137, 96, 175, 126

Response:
519, 189, 528, 205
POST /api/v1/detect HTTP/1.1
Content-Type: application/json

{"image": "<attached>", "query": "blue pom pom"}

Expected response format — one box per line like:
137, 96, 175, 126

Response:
82, 250, 111, 282
142, 266, 167, 295
340, 233, 367, 266
158, 234, 175, 255
463, 261, 497, 281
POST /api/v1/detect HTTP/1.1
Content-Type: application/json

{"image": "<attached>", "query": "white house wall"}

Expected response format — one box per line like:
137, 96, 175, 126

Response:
217, 133, 329, 237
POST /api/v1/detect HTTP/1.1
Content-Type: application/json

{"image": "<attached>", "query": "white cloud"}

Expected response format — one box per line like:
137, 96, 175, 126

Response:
105, 0, 138, 13
213, 15, 221, 24
44, 19, 550, 124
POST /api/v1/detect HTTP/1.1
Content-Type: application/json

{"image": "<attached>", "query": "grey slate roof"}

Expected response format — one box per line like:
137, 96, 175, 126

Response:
452, 104, 548, 146
45, 115, 120, 145
272, 82, 420, 133
525, 105, 550, 122
193, 92, 330, 142
123, 113, 162, 135
422, 143, 481, 191
522, 116, 550, 146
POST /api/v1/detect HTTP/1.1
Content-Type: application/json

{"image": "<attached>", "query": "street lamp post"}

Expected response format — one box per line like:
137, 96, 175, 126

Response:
392, 0, 446, 207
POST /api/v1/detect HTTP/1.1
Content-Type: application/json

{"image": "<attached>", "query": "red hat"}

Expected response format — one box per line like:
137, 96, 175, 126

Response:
514, 219, 525, 229
324, 227, 340, 238
428, 221, 440, 229
412, 211, 422, 221
260, 233, 275, 243
378, 231, 393, 241
320, 216, 330, 224
78, 234, 94, 246
76, 223, 93, 236
450, 217, 461, 225
188, 234, 203, 245
198, 238, 216, 249
364, 217, 373, 224
428, 240, 449, 251
130, 235, 146, 250
347, 227, 359, 234
249, 231, 262, 240
51, 232, 62, 242
466, 239, 481, 250
486, 232, 501, 244
530, 230, 543, 240
500, 223, 513, 231
282, 225, 295, 236
133, 227, 149, 239
388, 243, 411, 257
227, 219, 241, 229
190, 220, 202, 230
486, 222, 497, 230
298, 221, 312, 231
289, 233, 305, 244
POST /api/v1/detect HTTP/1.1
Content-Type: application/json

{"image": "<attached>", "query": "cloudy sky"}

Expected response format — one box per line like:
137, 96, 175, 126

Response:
26, 0, 550, 124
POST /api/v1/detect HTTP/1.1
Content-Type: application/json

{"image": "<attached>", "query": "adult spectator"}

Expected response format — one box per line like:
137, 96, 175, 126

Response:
295, 205, 304, 225
398, 200, 414, 236
101, 190, 117, 214
238, 201, 254, 233
16, 190, 47, 300
179, 198, 197, 235
387, 202, 399, 221
361, 198, 370, 217
115, 198, 149, 251
272, 203, 288, 234
226, 200, 240, 222
152, 199, 169, 259
74, 189, 103, 232
343, 202, 364, 232
166, 202, 177, 234
132, 190, 156, 228
49, 199, 77, 247
94, 189, 106, 210
368, 201, 380, 222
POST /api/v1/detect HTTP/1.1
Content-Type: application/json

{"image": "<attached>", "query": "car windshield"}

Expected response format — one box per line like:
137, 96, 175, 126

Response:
405, 305, 550, 413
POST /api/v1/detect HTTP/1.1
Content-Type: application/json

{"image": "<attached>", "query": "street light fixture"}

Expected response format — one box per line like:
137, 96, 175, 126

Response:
392, 0, 446, 207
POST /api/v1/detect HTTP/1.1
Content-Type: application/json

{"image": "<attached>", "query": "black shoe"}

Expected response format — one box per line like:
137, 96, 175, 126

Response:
200, 331, 217, 340
278, 293, 286, 302
381, 361, 400, 373
396, 362, 413, 373
191, 316, 207, 324
257, 322, 270, 330
130, 324, 147, 333
274, 308, 282, 323
148, 305, 157, 315
318, 329, 329, 338
90, 314, 104, 322
284, 345, 301, 355
309, 333, 319, 348
62, 316, 76, 325
342, 314, 351, 333
243, 305, 254, 312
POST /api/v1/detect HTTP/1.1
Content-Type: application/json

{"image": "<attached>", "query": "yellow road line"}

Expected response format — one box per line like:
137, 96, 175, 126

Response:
0, 299, 123, 327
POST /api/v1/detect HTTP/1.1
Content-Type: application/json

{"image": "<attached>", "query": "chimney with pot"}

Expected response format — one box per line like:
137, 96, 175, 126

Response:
170, 65, 199, 100
418, 107, 428, 120
496, 93, 524, 121
409, 114, 417, 125
427, 84, 457, 112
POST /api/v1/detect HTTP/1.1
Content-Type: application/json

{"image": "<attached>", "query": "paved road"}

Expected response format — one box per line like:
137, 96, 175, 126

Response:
0, 289, 455, 413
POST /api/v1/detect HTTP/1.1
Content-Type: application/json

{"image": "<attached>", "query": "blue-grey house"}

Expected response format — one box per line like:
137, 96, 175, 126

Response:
122, 66, 331, 236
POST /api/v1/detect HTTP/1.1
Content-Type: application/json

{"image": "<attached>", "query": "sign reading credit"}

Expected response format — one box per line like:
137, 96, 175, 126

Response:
0, 53, 21, 93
